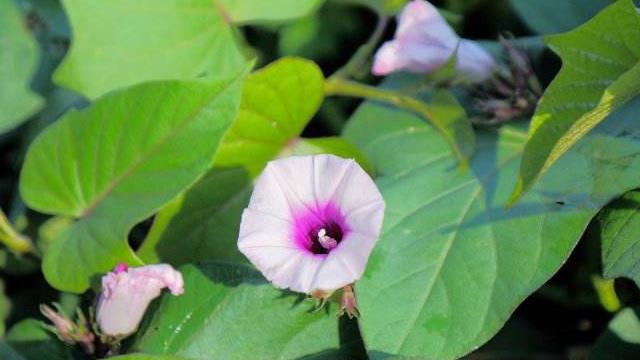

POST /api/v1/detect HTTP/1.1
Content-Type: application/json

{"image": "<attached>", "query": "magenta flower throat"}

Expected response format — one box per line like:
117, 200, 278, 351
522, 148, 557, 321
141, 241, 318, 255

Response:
292, 202, 350, 255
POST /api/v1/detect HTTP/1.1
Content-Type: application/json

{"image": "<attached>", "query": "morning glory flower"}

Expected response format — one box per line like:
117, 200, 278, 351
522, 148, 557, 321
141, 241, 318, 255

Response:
238, 154, 385, 297
372, 0, 496, 82
96, 263, 184, 338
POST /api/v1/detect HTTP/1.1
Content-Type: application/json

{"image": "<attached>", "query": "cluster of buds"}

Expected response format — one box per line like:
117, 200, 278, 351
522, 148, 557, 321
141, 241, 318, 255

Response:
473, 36, 543, 125
310, 284, 360, 319
40, 304, 96, 355
40, 263, 184, 357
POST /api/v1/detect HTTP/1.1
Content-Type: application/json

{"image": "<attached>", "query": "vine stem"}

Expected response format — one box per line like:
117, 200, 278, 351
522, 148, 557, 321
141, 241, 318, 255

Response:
331, 10, 389, 79
324, 77, 437, 124
324, 77, 468, 168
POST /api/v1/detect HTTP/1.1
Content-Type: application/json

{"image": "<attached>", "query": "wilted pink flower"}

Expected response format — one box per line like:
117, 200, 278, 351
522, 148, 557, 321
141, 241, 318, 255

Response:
238, 154, 385, 294
96, 263, 184, 337
372, 0, 496, 82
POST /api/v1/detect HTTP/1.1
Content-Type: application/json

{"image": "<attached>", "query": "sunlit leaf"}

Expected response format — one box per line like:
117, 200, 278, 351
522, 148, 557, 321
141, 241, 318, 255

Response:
53, 0, 247, 99
217, 0, 324, 24
509, 0, 640, 204
214, 57, 324, 176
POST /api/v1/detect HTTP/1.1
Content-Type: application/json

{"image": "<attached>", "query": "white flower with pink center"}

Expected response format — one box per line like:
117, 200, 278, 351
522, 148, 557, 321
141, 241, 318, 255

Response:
96, 263, 184, 337
238, 154, 385, 295
372, 0, 496, 82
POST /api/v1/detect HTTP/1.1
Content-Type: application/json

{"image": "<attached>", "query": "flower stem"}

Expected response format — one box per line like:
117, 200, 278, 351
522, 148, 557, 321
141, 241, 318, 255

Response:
0, 208, 35, 254
324, 77, 470, 168
332, 11, 388, 79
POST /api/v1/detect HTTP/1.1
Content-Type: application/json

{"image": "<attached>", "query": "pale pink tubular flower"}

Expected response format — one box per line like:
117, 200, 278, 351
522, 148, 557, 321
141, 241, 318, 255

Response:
238, 154, 385, 294
372, 0, 496, 82
96, 263, 184, 337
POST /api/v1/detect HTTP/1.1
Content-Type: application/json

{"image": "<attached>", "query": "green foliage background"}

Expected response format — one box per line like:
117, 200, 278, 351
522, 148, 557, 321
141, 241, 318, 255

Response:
1, 0, 640, 359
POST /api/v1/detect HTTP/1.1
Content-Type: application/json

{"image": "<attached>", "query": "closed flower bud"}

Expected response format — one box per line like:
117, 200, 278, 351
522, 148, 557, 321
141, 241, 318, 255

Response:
96, 263, 184, 338
372, 0, 496, 82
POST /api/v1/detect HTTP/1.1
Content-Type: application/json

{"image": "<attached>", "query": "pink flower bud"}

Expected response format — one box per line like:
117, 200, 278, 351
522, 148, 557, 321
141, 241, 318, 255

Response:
372, 0, 496, 82
238, 154, 385, 294
96, 264, 184, 338
40, 304, 76, 344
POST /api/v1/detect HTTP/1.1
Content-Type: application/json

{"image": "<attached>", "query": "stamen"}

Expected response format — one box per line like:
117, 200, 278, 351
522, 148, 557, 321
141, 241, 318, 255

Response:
317, 228, 338, 250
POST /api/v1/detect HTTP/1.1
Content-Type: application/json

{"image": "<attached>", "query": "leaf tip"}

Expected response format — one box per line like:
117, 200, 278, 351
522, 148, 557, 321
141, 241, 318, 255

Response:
505, 179, 525, 209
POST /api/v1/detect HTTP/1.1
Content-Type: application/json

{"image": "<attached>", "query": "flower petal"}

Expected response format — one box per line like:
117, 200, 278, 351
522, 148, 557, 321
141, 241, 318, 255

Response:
397, 0, 458, 47
372, 41, 410, 75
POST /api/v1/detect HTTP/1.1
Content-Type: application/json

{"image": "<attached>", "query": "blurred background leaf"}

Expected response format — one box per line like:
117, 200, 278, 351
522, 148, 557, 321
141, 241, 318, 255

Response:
592, 307, 640, 359
0, 0, 43, 134
509, 0, 612, 34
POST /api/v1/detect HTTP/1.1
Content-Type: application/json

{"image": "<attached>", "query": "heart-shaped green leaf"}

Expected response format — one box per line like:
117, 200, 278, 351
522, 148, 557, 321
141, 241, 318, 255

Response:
54, 0, 247, 99
131, 262, 363, 359
20, 73, 245, 292
0, 0, 43, 133
343, 93, 640, 359
509, 0, 640, 204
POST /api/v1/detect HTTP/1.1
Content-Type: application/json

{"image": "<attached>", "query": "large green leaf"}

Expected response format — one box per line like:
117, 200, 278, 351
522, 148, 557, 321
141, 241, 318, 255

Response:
138, 58, 324, 264
510, 0, 611, 34
595, 189, 640, 287
131, 262, 363, 359
509, 0, 640, 205
0, 0, 43, 133
53, 0, 247, 99
592, 308, 640, 359
216, 0, 324, 24
20, 73, 244, 293
342, 94, 640, 358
